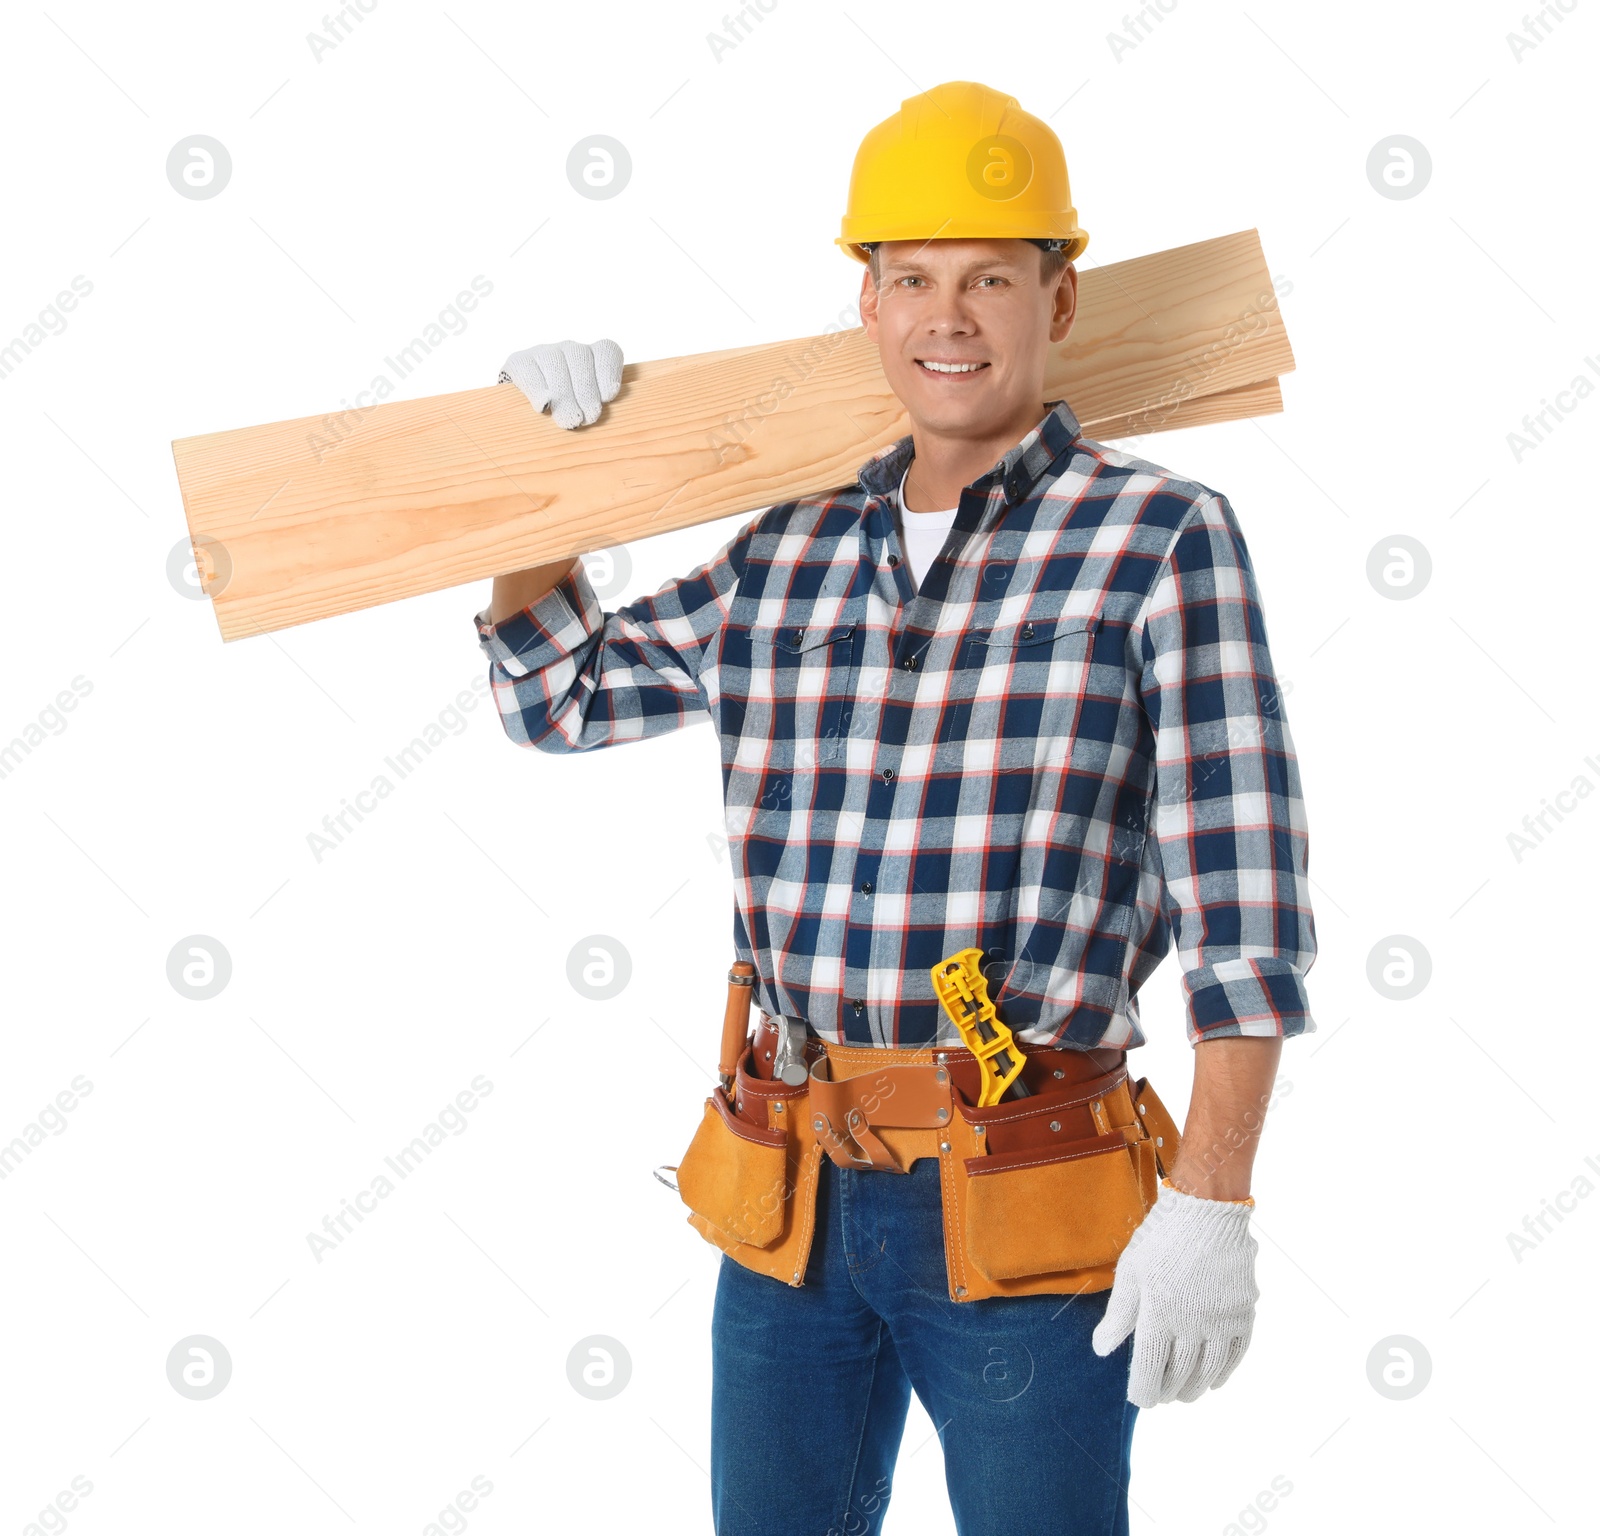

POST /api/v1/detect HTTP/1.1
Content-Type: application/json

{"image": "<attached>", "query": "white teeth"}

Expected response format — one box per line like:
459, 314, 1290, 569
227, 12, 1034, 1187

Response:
918, 360, 984, 373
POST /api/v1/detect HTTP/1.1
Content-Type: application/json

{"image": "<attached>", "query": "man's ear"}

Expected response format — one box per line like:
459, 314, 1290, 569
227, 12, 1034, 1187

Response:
859, 264, 880, 339
1049, 264, 1079, 345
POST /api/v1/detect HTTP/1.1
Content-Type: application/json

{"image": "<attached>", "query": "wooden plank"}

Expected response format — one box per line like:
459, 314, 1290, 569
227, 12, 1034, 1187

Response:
173, 228, 1293, 641
1085, 376, 1284, 441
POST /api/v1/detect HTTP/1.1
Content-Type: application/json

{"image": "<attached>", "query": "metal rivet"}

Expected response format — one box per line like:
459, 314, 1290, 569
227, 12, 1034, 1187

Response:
935, 1051, 948, 1065
937, 1107, 948, 1121
939, 1140, 951, 1153
1092, 1101, 1102, 1115
974, 1124, 985, 1136
935, 1067, 948, 1083
773, 1102, 785, 1112
812, 1116, 825, 1132
955, 1285, 968, 1298
1049, 1120, 1061, 1132
1156, 1136, 1164, 1147
1138, 1102, 1146, 1114
1053, 1069, 1065, 1080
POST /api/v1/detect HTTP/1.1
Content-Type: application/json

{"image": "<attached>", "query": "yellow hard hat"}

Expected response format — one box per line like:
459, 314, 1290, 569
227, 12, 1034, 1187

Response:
837, 80, 1088, 265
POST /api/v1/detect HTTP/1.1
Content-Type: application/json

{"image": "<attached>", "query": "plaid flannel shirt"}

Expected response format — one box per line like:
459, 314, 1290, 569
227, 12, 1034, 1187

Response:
473, 398, 1316, 1051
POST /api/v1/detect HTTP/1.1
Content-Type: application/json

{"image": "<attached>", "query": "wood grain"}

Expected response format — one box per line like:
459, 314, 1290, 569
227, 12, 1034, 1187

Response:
173, 228, 1293, 641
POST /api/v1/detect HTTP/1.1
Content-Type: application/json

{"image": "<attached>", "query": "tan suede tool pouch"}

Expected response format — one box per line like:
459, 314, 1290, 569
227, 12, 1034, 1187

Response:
673, 1031, 1181, 1301
673, 1047, 823, 1286
947, 1070, 1162, 1298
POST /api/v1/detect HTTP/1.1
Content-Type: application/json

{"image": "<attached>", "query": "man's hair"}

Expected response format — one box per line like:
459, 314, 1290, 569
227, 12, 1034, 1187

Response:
866, 239, 1069, 289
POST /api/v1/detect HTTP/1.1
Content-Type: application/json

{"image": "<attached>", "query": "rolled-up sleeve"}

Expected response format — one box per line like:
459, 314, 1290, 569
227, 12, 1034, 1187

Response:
473, 523, 754, 752
1136, 492, 1317, 1043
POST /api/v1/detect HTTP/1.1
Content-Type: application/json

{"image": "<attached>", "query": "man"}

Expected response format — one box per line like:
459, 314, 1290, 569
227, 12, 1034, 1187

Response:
474, 80, 1314, 1536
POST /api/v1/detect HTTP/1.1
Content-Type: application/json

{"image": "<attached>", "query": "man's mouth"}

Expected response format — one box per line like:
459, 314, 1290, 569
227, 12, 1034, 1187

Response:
915, 358, 989, 376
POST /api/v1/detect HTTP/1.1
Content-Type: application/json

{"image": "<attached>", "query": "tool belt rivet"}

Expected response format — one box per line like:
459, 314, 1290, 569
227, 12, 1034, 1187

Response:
937, 1107, 948, 1121
1054, 1069, 1065, 1079
1049, 1119, 1061, 1132
940, 1140, 951, 1153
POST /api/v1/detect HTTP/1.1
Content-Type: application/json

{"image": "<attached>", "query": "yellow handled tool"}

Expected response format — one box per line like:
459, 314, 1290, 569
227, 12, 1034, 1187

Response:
931, 948, 1033, 1107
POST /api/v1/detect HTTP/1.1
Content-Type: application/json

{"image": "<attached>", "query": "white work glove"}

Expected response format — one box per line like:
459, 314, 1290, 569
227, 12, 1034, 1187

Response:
499, 339, 624, 429
1091, 1179, 1259, 1407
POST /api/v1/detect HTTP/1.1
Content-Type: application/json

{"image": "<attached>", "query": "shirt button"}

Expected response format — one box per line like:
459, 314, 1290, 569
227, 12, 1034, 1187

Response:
880, 767, 895, 782
889, 554, 901, 567
852, 999, 865, 1014
1021, 623, 1035, 641
791, 628, 805, 645
859, 881, 874, 895
902, 654, 919, 672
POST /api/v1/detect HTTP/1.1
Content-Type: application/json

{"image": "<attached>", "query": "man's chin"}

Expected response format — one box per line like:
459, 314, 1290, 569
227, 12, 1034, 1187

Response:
897, 379, 1012, 435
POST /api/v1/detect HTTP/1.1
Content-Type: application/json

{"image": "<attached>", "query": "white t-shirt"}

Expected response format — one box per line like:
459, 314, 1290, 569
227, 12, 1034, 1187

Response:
894, 463, 960, 590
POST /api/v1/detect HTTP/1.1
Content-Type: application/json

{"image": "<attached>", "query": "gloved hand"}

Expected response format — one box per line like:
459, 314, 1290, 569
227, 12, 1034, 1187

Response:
1091, 1179, 1259, 1407
498, 339, 624, 429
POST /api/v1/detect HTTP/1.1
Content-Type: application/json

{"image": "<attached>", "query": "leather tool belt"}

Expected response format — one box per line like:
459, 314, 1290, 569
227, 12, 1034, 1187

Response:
669, 972, 1183, 1303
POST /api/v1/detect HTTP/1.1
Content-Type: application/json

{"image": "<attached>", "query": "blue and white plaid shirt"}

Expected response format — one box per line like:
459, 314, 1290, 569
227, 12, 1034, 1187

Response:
474, 399, 1317, 1051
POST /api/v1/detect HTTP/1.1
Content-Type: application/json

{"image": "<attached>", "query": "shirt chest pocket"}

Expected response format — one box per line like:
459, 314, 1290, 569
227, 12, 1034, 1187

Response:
960, 612, 1102, 667
746, 622, 863, 765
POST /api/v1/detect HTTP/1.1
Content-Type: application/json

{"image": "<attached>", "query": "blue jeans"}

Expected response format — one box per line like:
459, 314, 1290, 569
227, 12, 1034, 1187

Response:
710, 1154, 1138, 1536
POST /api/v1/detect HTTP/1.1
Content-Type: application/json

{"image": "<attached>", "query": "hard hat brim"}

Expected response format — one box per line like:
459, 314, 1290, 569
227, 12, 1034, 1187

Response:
836, 228, 1089, 265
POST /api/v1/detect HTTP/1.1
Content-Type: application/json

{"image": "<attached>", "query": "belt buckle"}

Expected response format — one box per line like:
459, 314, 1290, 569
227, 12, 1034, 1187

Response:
809, 1050, 951, 1173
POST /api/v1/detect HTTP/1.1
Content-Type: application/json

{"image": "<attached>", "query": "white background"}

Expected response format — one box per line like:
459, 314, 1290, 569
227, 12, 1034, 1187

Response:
2, 1, 1595, 1532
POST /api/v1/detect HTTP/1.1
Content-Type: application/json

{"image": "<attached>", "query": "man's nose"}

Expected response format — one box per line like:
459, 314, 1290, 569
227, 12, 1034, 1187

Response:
924, 299, 976, 336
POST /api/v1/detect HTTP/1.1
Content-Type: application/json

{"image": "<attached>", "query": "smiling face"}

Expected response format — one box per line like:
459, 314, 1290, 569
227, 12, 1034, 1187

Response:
858, 238, 1078, 446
